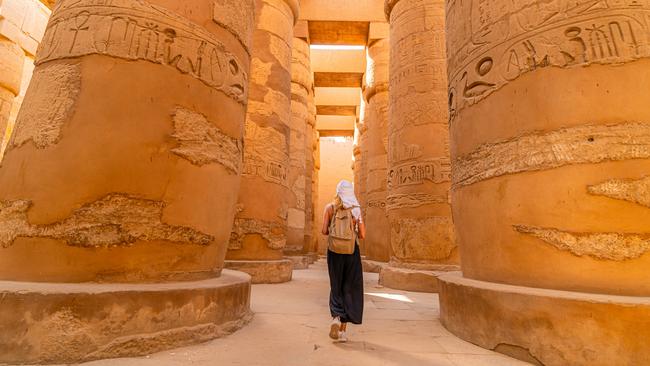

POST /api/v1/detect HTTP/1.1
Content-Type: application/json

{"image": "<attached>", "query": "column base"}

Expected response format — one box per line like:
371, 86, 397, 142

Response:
306, 252, 319, 264
379, 265, 459, 293
285, 255, 311, 270
438, 272, 650, 366
362, 259, 387, 273
0, 270, 252, 365
224, 259, 293, 284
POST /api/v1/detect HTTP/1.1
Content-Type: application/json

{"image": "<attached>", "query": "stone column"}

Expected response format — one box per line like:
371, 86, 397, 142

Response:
439, 2, 650, 366
363, 38, 391, 263
380, 0, 457, 293
312, 127, 321, 253
357, 97, 369, 256
304, 86, 318, 262
225, 0, 299, 284
0, 38, 23, 159
0, 0, 255, 363
284, 37, 312, 269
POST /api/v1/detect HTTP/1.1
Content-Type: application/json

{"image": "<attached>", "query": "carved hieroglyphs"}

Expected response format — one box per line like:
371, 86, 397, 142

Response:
39, 0, 249, 103
441, 1, 650, 364
446, 0, 650, 119
363, 38, 391, 262
226, 0, 298, 283
382, 0, 457, 291
0, 0, 255, 362
0, 38, 25, 157
285, 37, 312, 253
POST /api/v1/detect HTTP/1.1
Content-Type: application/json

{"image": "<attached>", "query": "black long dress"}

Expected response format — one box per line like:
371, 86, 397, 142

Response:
327, 239, 364, 324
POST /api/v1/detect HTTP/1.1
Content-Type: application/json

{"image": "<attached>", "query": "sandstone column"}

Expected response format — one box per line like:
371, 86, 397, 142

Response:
284, 37, 312, 269
312, 127, 321, 253
225, 0, 299, 283
357, 97, 369, 256
380, 0, 457, 293
363, 38, 391, 263
304, 86, 318, 261
439, 3, 650, 365
0, 38, 23, 160
0, 0, 255, 363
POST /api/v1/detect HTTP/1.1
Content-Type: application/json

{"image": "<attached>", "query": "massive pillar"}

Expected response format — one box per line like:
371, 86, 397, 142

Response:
304, 84, 318, 262
0, 38, 23, 159
439, 2, 650, 365
363, 38, 390, 262
0, 0, 51, 161
380, 0, 457, 293
225, 0, 299, 284
312, 127, 321, 253
0, 0, 255, 363
357, 97, 369, 256
284, 37, 311, 269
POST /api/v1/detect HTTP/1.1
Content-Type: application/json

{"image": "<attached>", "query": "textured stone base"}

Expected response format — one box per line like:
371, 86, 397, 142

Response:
362, 259, 387, 273
0, 270, 252, 365
379, 265, 458, 293
224, 259, 293, 284
439, 272, 650, 366
306, 252, 319, 264
285, 255, 311, 270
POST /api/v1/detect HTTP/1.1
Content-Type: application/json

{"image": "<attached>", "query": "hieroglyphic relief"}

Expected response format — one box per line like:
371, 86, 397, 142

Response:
386, 193, 448, 211
588, 176, 650, 208
454, 122, 650, 187
242, 120, 289, 186
229, 218, 286, 250
9, 63, 81, 149
446, 0, 650, 117
367, 199, 387, 210
515, 225, 650, 261
390, 216, 456, 261
0, 194, 214, 248
171, 107, 242, 174
39, 0, 248, 103
388, 158, 452, 189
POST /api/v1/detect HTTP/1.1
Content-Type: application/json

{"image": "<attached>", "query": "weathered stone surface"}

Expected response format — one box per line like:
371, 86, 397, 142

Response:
286, 255, 310, 270
588, 176, 650, 208
224, 259, 293, 284
171, 107, 243, 173
379, 266, 450, 293
383, 0, 457, 290
439, 272, 650, 366
363, 38, 390, 262
0, 194, 213, 248
37, 0, 249, 103
443, 0, 650, 364
454, 122, 650, 187
514, 225, 650, 261
0, 1, 254, 362
0, 270, 252, 364
361, 259, 387, 273
226, 0, 296, 283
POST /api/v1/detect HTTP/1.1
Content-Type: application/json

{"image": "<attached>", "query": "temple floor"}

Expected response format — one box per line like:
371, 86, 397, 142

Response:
61, 261, 531, 366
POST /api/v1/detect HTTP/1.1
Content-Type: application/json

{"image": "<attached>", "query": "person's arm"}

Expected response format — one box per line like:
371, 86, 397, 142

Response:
321, 204, 333, 235
356, 218, 366, 240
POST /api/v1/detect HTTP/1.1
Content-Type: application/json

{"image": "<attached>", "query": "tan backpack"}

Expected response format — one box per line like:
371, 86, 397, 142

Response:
328, 205, 356, 254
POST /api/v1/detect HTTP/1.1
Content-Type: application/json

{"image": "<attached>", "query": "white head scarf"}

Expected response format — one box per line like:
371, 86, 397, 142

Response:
336, 180, 362, 219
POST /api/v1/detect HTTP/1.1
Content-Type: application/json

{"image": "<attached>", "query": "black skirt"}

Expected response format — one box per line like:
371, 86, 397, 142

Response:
327, 242, 364, 324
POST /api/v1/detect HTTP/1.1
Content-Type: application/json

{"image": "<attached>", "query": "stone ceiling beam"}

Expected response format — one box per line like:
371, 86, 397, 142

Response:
314, 72, 363, 88
316, 105, 358, 116
308, 21, 369, 45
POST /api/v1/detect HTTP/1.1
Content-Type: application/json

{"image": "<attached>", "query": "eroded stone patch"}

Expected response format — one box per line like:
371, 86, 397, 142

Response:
454, 122, 650, 187
171, 107, 242, 174
0, 194, 213, 248
386, 193, 448, 211
514, 225, 650, 261
229, 218, 286, 250
588, 176, 650, 208
10, 62, 81, 149
390, 216, 456, 261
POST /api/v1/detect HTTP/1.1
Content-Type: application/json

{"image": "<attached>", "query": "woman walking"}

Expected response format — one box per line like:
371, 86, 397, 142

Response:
321, 180, 366, 342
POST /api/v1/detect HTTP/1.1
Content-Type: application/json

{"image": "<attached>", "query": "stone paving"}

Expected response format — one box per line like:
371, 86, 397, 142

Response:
77, 261, 531, 366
